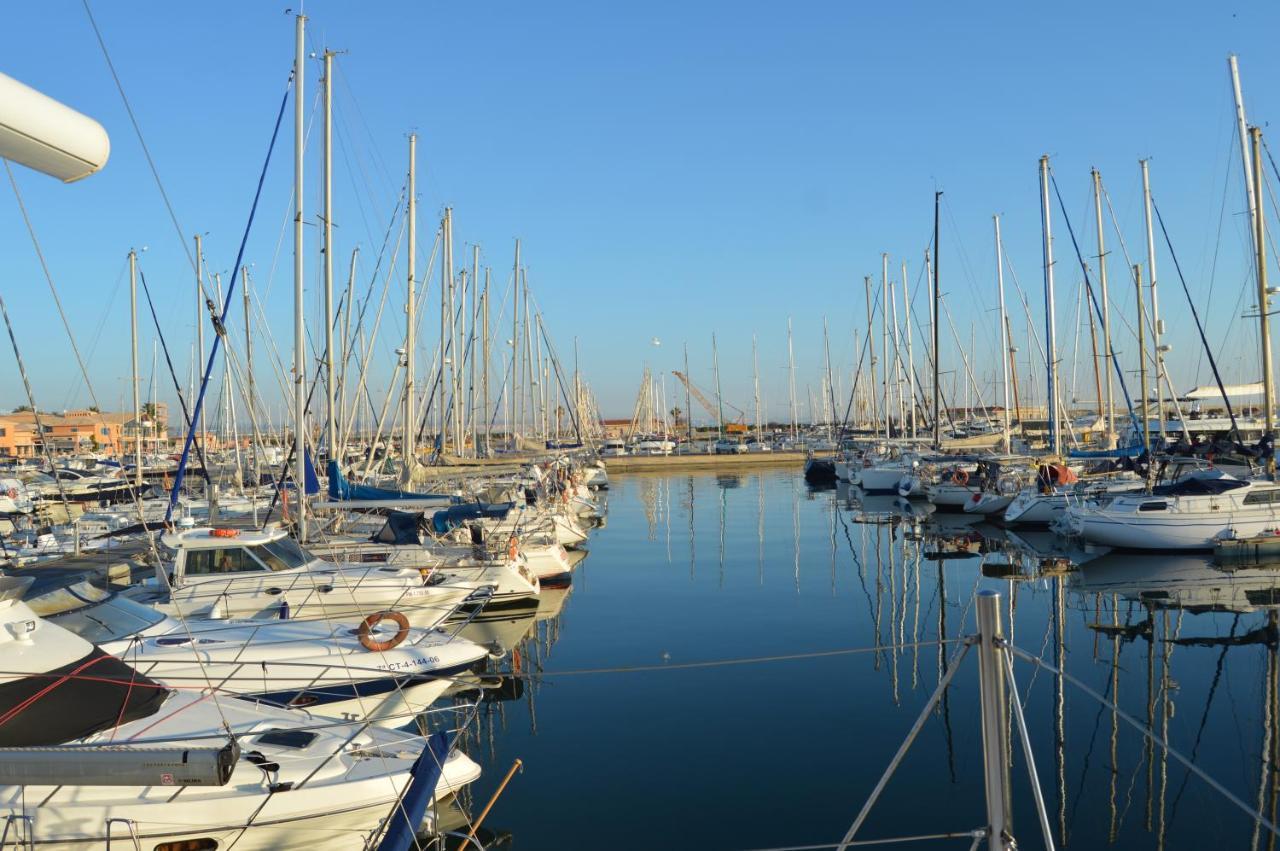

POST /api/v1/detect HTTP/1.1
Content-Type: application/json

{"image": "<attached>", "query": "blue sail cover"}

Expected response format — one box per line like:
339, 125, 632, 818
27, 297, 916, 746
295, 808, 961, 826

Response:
326, 460, 450, 502
429, 502, 514, 535
303, 450, 321, 495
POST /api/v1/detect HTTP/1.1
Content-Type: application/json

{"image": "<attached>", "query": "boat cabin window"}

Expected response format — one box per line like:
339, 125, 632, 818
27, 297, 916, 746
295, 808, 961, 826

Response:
253, 536, 311, 571
185, 547, 267, 575
1244, 489, 1280, 506
1138, 501, 1167, 512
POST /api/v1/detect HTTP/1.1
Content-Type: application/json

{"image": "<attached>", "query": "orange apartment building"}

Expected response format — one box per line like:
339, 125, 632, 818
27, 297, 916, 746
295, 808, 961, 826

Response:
0, 405, 169, 458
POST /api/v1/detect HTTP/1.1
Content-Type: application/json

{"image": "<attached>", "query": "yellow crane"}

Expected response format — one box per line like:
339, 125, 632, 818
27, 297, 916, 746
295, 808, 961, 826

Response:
671, 370, 748, 433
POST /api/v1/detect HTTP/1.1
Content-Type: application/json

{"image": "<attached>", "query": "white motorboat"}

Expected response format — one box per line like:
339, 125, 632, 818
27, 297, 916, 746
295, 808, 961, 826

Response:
24, 570, 489, 725
0, 575, 481, 850
1063, 469, 1280, 551
124, 525, 487, 629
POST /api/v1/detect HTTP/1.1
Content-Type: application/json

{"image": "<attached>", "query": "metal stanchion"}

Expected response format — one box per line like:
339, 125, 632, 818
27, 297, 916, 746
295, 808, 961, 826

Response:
976, 589, 1014, 850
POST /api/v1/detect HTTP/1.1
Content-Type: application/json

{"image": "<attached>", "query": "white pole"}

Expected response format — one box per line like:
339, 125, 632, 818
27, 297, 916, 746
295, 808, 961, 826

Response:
194, 233, 205, 451
1230, 55, 1260, 252
994, 215, 1011, 453
292, 14, 308, 540
1039, 155, 1061, 456
787, 318, 798, 441
1092, 169, 1115, 447
1140, 159, 1167, 443
882, 253, 890, 439
903, 260, 915, 439
975, 590, 1013, 850
404, 134, 417, 466
129, 250, 141, 487
323, 50, 336, 461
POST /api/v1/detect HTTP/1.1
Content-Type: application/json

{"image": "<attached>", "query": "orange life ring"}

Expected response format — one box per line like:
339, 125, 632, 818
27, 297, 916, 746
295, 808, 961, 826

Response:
210, 528, 240, 538
953, 469, 969, 486
358, 610, 410, 652
6, 488, 16, 500
507, 536, 519, 561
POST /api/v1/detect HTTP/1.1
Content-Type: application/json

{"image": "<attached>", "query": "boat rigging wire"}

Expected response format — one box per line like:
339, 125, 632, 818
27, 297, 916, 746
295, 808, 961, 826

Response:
81, 0, 197, 276
137, 265, 212, 483
166, 68, 292, 521
1149, 196, 1243, 439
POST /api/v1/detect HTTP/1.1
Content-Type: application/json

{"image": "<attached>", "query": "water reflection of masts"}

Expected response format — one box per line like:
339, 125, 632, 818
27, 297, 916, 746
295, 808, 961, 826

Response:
828, 490, 837, 596
912, 535, 922, 690
687, 476, 696, 579
936, 553, 956, 781
793, 481, 801, 594
890, 522, 900, 705
1110, 593, 1122, 843
1157, 610, 1178, 851
1054, 575, 1067, 845
758, 473, 766, 586
874, 523, 885, 671
641, 476, 658, 541
1255, 611, 1280, 851
664, 475, 672, 563
719, 479, 727, 589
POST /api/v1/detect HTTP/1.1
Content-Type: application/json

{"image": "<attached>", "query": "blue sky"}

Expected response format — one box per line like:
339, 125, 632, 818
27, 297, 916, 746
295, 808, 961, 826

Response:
2, 0, 1278, 428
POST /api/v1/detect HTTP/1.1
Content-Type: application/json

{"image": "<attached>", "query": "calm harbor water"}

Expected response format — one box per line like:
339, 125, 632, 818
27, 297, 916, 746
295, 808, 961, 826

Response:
457, 469, 1280, 850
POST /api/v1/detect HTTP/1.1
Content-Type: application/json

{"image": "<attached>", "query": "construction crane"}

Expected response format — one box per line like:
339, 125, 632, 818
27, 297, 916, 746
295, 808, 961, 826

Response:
671, 371, 748, 433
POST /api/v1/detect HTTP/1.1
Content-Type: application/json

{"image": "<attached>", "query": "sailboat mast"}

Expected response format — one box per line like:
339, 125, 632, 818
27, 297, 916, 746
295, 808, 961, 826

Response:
470, 245, 480, 454
1140, 160, 1167, 442
994, 215, 1011, 453
864, 278, 877, 434
932, 192, 942, 449
1039, 156, 1061, 456
439, 207, 453, 453
244, 267, 257, 490
194, 233, 205, 449
1230, 56, 1260, 260
322, 50, 336, 460
482, 268, 491, 455
903, 260, 915, 439
882, 254, 890, 439
683, 342, 693, 442
713, 333, 725, 440
404, 134, 417, 467
787, 318, 798, 441
1134, 265, 1151, 469
1252, 127, 1275, 447
511, 239, 521, 449
292, 13, 308, 540
753, 334, 762, 441
129, 249, 141, 487
1092, 169, 1115, 446
888, 279, 903, 435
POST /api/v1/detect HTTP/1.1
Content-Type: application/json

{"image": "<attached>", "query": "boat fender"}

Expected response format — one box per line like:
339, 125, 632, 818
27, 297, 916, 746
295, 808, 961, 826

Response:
210, 528, 239, 538
507, 536, 519, 561
359, 610, 411, 652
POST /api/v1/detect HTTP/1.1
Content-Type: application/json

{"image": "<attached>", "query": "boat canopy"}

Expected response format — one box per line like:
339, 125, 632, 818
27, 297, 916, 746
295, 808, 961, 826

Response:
372, 511, 424, 546
1152, 472, 1248, 496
